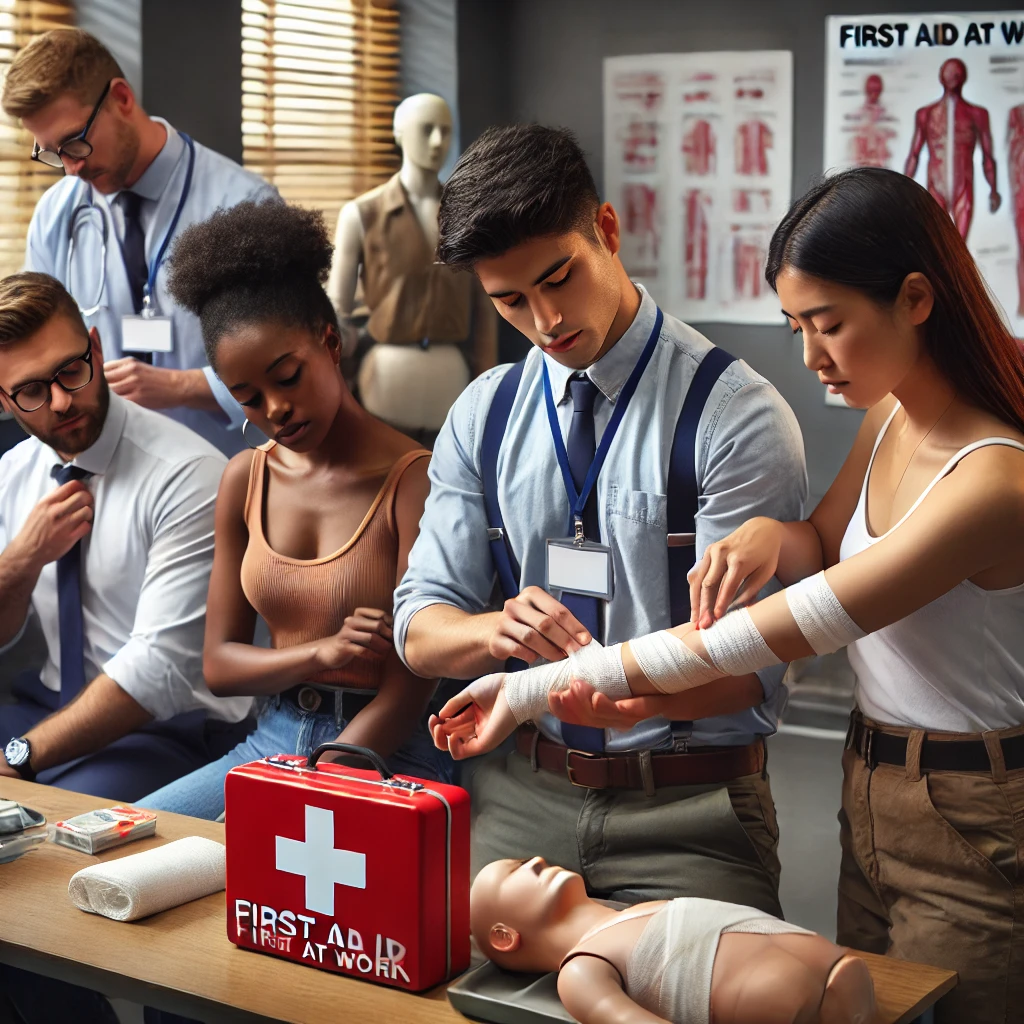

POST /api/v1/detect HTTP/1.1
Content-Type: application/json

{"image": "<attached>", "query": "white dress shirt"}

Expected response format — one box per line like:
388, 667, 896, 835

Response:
0, 392, 252, 724
24, 119, 279, 455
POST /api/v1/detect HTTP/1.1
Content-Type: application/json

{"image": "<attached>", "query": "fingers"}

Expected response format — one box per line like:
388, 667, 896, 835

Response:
732, 566, 776, 610
548, 680, 635, 729
53, 486, 93, 520
343, 626, 393, 655
351, 608, 393, 628
713, 559, 748, 620
438, 688, 477, 720
698, 544, 731, 627
519, 587, 591, 646
688, 552, 710, 625
493, 615, 567, 664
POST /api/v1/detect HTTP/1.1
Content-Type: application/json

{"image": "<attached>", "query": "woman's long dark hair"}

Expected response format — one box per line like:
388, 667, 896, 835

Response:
766, 167, 1024, 433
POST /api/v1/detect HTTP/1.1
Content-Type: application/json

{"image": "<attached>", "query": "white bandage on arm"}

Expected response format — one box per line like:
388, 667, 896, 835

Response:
700, 607, 782, 677
628, 630, 720, 694
502, 640, 631, 725
785, 570, 865, 655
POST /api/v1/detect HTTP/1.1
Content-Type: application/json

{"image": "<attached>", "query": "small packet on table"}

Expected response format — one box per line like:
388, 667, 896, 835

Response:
50, 806, 156, 854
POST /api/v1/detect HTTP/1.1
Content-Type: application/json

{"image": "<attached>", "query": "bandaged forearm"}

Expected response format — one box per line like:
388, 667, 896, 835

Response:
503, 641, 631, 725
785, 570, 865, 655
630, 608, 782, 694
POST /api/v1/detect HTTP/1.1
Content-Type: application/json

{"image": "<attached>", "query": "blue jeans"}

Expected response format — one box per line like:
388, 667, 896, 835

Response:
138, 696, 454, 820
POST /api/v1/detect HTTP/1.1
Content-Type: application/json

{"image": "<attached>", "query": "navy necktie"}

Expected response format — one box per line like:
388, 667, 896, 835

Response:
117, 190, 152, 364
559, 374, 605, 752
51, 464, 92, 704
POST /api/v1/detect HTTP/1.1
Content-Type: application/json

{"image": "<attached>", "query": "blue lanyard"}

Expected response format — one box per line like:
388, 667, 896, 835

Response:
541, 307, 664, 539
140, 132, 196, 315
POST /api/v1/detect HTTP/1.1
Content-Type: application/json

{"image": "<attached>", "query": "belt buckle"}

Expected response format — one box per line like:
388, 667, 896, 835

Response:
297, 686, 322, 713
565, 749, 601, 789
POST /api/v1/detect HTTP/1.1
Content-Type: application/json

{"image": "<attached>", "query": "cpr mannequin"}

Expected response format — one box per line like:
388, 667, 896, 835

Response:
473, 857, 876, 1024
327, 93, 497, 435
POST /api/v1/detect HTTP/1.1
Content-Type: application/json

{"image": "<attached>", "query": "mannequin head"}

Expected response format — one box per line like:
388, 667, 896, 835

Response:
168, 201, 352, 454
393, 93, 453, 174
438, 124, 637, 371
472, 858, 593, 973
940, 58, 967, 93
767, 167, 1024, 431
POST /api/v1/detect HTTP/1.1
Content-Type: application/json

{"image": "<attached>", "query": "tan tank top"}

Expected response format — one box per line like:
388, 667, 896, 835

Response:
240, 444, 430, 688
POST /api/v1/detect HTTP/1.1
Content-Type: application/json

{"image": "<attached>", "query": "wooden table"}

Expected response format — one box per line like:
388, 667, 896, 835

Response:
0, 779, 956, 1024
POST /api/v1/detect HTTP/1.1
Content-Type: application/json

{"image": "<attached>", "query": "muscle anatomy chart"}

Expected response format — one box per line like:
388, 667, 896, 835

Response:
825, 12, 1024, 332
605, 51, 793, 325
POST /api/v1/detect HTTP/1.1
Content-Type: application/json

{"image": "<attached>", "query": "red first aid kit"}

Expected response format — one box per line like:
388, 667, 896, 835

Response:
224, 742, 470, 991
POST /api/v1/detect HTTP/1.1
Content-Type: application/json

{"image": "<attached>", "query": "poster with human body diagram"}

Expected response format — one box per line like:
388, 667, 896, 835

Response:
604, 51, 793, 325
824, 13, 1024, 326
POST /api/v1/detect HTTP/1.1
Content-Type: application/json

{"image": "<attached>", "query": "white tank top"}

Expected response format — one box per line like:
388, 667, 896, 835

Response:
839, 403, 1024, 732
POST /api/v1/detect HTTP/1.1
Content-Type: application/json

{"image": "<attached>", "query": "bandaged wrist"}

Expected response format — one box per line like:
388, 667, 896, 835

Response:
700, 607, 781, 676
502, 640, 630, 725
785, 570, 865, 655
628, 630, 719, 694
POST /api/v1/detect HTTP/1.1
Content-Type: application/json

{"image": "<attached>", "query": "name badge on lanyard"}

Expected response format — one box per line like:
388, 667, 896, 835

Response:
542, 307, 664, 602
119, 134, 196, 354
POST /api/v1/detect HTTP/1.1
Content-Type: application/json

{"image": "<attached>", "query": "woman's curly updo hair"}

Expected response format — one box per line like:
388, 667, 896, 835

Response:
167, 199, 338, 367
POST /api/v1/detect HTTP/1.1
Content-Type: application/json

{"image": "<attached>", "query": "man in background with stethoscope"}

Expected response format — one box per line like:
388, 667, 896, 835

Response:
2, 28, 278, 456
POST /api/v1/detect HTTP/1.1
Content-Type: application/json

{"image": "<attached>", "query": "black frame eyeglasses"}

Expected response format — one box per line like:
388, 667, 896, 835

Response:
31, 80, 112, 170
1, 340, 95, 413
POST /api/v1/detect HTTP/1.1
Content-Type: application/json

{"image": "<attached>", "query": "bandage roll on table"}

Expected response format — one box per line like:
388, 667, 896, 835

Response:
68, 836, 226, 922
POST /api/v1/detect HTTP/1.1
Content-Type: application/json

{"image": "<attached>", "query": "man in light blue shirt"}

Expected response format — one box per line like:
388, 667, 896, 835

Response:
396, 125, 807, 913
3, 28, 278, 455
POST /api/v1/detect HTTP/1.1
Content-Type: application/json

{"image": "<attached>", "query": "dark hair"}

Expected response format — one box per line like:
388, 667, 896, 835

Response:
767, 167, 1024, 433
166, 199, 337, 367
0, 272, 87, 346
437, 124, 600, 269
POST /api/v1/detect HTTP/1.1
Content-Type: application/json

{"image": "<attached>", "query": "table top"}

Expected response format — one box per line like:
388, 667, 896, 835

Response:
0, 779, 956, 1024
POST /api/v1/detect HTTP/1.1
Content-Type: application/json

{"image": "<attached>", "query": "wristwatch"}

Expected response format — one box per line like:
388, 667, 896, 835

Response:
4, 737, 35, 782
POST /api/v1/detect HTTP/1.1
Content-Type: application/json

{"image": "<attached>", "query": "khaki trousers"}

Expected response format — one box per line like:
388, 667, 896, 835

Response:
838, 713, 1024, 1024
470, 746, 783, 916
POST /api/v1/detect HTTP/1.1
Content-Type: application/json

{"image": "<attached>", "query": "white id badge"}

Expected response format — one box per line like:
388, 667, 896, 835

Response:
121, 314, 173, 353
546, 538, 614, 600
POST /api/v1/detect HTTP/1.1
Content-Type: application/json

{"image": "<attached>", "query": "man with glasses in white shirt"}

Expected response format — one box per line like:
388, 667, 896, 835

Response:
0, 271, 252, 798
2, 28, 278, 456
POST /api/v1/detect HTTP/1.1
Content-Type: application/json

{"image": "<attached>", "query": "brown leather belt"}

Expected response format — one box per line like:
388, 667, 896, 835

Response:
514, 725, 764, 793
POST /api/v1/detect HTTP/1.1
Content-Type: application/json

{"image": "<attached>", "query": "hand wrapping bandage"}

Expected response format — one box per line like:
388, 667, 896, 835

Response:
785, 571, 865, 655
503, 640, 631, 725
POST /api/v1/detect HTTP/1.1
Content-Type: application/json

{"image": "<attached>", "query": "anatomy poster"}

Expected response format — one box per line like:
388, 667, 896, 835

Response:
604, 51, 794, 325
825, 13, 1024, 327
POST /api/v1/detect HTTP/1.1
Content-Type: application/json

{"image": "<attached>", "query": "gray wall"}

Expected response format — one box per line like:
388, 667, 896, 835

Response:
455, 0, 1007, 502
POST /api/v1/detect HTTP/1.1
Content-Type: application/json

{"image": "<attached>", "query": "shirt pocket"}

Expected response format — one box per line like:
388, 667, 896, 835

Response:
605, 487, 670, 632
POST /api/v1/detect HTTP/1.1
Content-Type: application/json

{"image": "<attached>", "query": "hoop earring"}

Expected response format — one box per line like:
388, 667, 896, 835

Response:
241, 418, 262, 450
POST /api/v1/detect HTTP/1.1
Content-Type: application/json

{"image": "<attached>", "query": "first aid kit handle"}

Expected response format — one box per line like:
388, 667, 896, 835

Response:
308, 742, 393, 779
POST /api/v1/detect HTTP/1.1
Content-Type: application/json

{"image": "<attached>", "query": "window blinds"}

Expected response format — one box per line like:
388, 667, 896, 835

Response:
242, 0, 401, 235
0, 0, 75, 278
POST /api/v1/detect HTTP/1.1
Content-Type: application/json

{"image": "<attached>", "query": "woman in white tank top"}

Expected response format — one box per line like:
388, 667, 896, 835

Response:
438, 167, 1024, 1023
678, 167, 1024, 1024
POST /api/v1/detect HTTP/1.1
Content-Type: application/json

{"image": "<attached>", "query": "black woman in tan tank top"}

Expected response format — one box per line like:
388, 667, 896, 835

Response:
139, 200, 452, 820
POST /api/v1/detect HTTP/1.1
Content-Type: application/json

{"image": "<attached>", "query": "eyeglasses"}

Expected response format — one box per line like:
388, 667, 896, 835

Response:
31, 80, 112, 170
1, 340, 94, 413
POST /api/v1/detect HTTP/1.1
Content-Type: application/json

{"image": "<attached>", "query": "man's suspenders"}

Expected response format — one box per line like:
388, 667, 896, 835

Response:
481, 346, 737, 627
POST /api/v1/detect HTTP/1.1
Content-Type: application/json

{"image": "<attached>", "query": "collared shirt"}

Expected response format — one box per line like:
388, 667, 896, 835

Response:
394, 286, 808, 750
356, 171, 475, 345
0, 392, 252, 724
24, 119, 279, 455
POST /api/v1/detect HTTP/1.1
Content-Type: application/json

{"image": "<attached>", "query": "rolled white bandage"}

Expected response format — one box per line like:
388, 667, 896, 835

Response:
785, 570, 865, 655
699, 607, 781, 676
502, 640, 630, 725
628, 630, 719, 694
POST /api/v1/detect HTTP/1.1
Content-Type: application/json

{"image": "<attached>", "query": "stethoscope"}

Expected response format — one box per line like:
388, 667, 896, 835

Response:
66, 188, 108, 316
63, 133, 196, 319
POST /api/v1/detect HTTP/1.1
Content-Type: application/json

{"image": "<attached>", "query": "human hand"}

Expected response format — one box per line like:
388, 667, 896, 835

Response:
10, 481, 93, 569
488, 586, 591, 665
315, 608, 393, 671
688, 518, 784, 628
991, 191, 1002, 214
104, 359, 184, 410
428, 673, 517, 759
